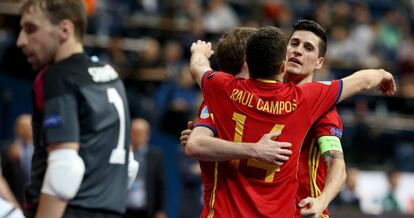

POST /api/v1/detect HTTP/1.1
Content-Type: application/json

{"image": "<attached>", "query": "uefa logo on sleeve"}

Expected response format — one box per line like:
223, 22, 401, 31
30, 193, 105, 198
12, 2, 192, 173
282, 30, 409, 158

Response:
200, 106, 210, 119
330, 127, 343, 138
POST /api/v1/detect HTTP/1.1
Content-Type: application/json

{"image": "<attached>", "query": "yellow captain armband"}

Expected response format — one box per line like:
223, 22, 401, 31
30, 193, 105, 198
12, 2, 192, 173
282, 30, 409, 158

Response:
318, 136, 343, 154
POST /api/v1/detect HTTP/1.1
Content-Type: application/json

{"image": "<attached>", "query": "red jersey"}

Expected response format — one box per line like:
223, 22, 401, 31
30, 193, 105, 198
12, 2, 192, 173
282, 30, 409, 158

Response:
200, 71, 342, 218
295, 107, 343, 218
195, 100, 219, 202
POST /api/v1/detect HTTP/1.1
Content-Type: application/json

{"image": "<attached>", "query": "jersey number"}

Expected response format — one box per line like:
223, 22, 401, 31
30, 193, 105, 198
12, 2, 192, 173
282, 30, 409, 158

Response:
232, 112, 285, 182
107, 88, 126, 164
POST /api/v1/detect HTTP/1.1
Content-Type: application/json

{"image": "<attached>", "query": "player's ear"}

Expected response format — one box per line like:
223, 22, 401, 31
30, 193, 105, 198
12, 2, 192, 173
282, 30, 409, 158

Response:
315, 57, 324, 70
58, 19, 74, 43
279, 61, 286, 75
242, 61, 248, 71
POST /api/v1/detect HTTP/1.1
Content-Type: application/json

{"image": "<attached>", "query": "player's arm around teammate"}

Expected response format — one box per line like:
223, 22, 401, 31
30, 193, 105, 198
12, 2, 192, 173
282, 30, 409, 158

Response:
339, 69, 396, 101
181, 122, 292, 165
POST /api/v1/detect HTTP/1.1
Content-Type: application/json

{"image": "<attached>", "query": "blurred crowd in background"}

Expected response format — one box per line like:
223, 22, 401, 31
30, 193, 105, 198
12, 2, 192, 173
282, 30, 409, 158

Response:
0, 0, 413, 217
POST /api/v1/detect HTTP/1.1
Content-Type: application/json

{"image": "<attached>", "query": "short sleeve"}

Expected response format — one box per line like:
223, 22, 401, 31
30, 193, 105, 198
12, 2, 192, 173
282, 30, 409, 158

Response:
42, 69, 80, 144
314, 107, 343, 139
195, 101, 217, 136
201, 70, 234, 93
300, 80, 342, 122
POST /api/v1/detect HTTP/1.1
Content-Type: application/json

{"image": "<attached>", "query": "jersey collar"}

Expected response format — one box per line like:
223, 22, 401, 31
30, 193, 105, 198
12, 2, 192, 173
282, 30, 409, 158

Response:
255, 78, 281, 83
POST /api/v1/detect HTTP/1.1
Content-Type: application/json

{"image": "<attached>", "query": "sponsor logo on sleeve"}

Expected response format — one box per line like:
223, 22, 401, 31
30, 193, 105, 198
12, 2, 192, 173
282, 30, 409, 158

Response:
200, 106, 210, 119
329, 127, 343, 138
43, 114, 62, 128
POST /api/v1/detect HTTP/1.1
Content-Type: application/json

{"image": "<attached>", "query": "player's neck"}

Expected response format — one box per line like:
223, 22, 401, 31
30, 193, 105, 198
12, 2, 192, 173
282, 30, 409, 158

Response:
286, 72, 313, 85
236, 68, 249, 79
275, 74, 284, 83
54, 39, 84, 63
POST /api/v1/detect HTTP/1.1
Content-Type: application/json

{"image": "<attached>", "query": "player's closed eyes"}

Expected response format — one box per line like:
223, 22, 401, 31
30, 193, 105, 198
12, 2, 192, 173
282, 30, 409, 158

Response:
23, 23, 37, 35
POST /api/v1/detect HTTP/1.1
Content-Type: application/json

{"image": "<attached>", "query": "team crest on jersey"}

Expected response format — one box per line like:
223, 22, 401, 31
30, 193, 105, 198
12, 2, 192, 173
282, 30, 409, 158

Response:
330, 127, 343, 138
317, 81, 332, 85
43, 114, 63, 128
200, 106, 210, 119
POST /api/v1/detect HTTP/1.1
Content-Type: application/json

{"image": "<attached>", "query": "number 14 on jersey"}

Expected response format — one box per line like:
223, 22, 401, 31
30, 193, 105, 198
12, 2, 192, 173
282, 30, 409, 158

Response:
232, 112, 285, 182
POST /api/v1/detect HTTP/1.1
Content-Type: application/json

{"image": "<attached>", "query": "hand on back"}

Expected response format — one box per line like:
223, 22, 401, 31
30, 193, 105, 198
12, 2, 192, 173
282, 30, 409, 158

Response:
254, 131, 292, 165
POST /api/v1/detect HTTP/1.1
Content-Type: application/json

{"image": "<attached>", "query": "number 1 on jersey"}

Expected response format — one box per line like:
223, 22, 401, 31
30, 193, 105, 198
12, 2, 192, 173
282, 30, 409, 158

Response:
107, 88, 126, 164
232, 112, 246, 169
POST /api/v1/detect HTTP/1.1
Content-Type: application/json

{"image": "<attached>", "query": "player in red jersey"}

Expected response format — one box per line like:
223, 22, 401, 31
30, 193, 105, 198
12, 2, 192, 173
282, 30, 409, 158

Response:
181, 23, 342, 217
183, 28, 294, 217
188, 26, 395, 217
181, 21, 390, 217
184, 27, 292, 164
286, 20, 345, 218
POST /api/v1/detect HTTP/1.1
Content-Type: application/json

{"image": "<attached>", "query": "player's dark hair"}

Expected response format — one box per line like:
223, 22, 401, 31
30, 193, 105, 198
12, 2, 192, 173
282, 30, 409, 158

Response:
246, 26, 287, 80
216, 27, 257, 75
21, 0, 87, 40
290, 20, 327, 57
